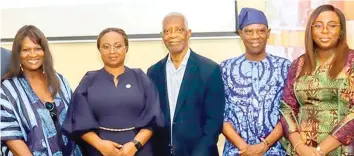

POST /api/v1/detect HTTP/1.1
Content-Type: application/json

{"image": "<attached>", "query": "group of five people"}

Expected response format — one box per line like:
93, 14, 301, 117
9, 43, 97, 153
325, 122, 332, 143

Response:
1, 4, 353, 156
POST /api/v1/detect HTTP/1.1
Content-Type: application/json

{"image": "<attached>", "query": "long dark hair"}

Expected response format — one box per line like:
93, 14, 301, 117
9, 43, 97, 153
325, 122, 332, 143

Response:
3, 25, 60, 97
300, 4, 349, 78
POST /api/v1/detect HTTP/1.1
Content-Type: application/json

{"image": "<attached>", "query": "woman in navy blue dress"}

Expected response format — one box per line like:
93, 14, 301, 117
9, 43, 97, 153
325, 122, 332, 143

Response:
63, 28, 164, 156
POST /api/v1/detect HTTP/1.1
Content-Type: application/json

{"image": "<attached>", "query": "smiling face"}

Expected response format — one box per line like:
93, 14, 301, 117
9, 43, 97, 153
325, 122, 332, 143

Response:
20, 36, 45, 72
238, 24, 270, 56
99, 31, 127, 68
162, 15, 191, 54
311, 11, 341, 50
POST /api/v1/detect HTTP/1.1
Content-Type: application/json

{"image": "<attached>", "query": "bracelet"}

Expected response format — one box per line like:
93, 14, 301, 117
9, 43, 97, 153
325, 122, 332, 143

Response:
261, 138, 270, 148
293, 141, 304, 152
131, 139, 142, 150
316, 146, 325, 156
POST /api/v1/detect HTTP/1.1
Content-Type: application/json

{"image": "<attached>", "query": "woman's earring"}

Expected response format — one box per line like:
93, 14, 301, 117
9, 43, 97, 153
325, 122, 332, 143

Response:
20, 64, 23, 71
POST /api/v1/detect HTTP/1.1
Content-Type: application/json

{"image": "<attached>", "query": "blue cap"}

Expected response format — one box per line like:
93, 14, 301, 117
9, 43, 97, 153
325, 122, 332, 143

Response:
238, 8, 268, 30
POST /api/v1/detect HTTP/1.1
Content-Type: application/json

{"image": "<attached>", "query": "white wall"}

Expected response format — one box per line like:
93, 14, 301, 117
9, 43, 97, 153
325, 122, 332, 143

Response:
1, 0, 236, 39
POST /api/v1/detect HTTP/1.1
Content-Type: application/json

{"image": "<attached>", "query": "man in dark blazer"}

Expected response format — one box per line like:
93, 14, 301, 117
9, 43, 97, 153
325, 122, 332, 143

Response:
1, 47, 11, 78
147, 12, 225, 156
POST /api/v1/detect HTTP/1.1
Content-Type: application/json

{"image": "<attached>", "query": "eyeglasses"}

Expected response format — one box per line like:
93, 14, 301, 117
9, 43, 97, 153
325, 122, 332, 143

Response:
100, 44, 126, 53
45, 102, 57, 122
311, 23, 340, 31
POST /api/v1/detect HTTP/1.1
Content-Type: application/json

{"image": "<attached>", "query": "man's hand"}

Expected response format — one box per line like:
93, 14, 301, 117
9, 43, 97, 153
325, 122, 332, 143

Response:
241, 143, 268, 156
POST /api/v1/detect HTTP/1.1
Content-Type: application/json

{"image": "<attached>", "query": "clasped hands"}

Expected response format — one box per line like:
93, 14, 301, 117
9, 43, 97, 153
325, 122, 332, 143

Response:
239, 141, 269, 156
295, 142, 326, 156
97, 140, 138, 156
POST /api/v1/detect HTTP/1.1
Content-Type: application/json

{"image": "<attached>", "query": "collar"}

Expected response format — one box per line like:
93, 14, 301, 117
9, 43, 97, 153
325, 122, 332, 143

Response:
167, 48, 191, 66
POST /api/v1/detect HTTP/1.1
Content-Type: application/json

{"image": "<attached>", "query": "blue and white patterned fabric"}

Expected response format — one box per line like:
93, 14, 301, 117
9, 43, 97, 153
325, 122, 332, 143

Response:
220, 54, 290, 156
0, 73, 82, 156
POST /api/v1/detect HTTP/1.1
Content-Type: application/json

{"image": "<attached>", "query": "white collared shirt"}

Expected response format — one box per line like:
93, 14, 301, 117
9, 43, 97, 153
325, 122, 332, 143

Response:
166, 49, 191, 126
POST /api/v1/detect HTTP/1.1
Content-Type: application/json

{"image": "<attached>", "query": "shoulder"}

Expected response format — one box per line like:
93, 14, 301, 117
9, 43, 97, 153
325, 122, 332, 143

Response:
82, 70, 100, 81
192, 52, 219, 68
76, 70, 100, 91
191, 52, 221, 77
291, 54, 305, 68
347, 49, 354, 65
190, 52, 222, 81
1, 48, 11, 76
54, 73, 73, 97
129, 67, 147, 77
220, 55, 245, 69
55, 73, 69, 84
147, 57, 166, 75
129, 68, 153, 87
1, 78, 14, 91
1, 77, 21, 99
283, 54, 306, 79
1, 76, 19, 88
1, 48, 11, 58
268, 54, 291, 65
345, 49, 354, 73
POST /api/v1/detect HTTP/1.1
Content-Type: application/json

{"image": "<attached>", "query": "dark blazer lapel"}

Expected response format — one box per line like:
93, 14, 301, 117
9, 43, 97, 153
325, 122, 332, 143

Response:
156, 56, 171, 125
173, 51, 198, 121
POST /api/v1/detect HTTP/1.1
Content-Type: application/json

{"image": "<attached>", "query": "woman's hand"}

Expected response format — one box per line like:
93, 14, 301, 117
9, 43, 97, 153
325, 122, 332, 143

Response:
296, 144, 321, 156
120, 142, 138, 156
97, 140, 123, 156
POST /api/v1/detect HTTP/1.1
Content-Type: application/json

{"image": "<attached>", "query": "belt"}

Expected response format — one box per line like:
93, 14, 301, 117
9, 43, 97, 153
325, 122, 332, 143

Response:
99, 126, 135, 132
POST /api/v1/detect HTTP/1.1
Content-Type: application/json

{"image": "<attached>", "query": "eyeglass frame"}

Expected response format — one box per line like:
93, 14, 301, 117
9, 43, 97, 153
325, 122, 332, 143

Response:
99, 44, 127, 53
311, 22, 341, 31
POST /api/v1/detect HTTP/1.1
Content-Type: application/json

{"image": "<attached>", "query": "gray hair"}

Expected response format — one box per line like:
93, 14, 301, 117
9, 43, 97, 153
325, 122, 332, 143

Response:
162, 12, 189, 30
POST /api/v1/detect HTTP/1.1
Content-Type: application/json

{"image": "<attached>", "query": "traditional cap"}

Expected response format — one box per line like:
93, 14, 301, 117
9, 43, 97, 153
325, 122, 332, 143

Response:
238, 8, 268, 30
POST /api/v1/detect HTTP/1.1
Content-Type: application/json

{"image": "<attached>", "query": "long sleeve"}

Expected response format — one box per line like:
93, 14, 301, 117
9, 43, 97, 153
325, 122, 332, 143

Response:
279, 58, 302, 137
220, 61, 236, 128
63, 72, 99, 138
330, 58, 354, 145
192, 66, 225, 156
132, 69, 165, 129
0, 87, 24, 141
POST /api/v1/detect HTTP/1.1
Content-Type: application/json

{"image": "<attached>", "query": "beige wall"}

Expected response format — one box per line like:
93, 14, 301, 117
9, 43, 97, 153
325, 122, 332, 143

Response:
2, 38, 244, 155
2, 38, 244, 88
3, 0, 354, 154
1, 1, 266, 154
0, 1, 265, 154
1, 38, 245, 154
2, 0, 265, 88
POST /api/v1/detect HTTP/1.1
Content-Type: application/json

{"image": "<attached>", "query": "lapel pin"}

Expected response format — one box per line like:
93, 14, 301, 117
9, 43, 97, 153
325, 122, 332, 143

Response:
126, 84, 131, 88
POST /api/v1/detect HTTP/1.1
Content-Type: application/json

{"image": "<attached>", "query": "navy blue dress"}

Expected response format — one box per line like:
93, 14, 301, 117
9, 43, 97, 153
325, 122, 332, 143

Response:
63, 67, 164, 156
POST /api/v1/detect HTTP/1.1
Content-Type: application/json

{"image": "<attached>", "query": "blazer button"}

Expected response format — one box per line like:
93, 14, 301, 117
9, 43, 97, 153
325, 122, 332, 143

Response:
169, 144, 175, 155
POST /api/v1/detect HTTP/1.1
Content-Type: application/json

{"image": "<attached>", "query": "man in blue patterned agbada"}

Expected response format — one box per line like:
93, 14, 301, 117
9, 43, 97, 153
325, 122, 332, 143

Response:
220, 8, 290, 156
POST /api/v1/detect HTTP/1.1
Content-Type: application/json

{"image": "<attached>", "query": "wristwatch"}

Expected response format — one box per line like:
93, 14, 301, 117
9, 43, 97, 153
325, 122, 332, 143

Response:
131, 139, 142, 150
